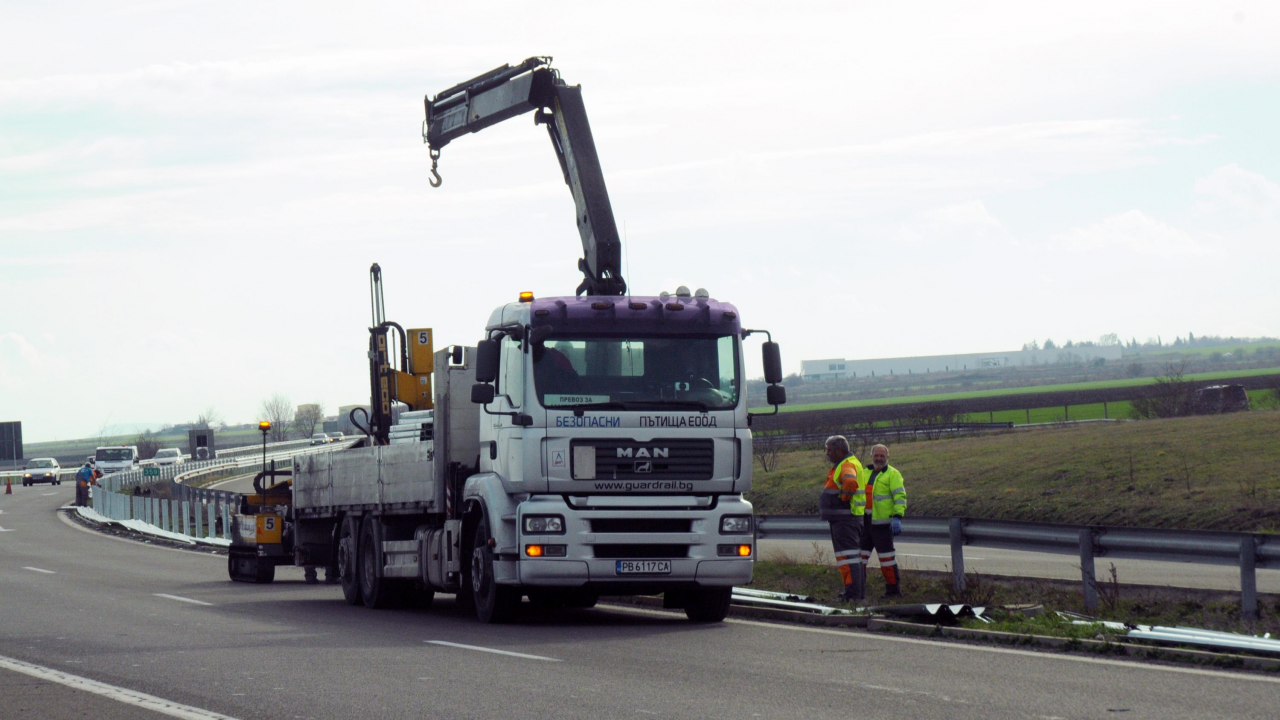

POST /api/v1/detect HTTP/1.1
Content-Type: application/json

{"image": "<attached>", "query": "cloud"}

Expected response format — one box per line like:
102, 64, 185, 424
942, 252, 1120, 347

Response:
1052, 210, 1209, 256
1194, 164, 1280, 217
897, 199, 1015, 247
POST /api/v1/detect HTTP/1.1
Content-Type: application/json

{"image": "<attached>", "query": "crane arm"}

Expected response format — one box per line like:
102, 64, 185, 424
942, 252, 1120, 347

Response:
423, 57, 626, 296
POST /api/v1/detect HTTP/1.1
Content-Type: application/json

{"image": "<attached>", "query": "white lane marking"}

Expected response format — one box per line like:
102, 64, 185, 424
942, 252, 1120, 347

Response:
601, 604, 1280, 685
0, 526, 12, 532
41, 492, 58, 496
900, 553, 986, 561
23, 567, 56, 574
0, 653, 241, 720
154, 593, 213, 606
426, 640, 561, 662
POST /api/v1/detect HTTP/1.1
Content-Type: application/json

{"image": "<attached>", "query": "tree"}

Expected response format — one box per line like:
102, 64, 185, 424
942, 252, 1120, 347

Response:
1130, 360, 1195, 419
1022, 340, 1040, 351
133, 431, 162, 460
294, 403, 325, 438
1098, 333, 1120, 346
1043, 338, 1057, 350
193, 406, 221, 430
260, 394, 294, 441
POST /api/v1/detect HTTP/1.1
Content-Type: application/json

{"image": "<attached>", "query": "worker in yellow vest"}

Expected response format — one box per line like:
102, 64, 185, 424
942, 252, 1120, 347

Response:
859, 444, 907, 597
820, 435, 865, 602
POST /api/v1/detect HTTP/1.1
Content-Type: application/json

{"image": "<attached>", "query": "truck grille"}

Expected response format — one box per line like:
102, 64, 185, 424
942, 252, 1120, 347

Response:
593, 544, 690, 559
590, 518, 692, 533
574, 439, 713, 481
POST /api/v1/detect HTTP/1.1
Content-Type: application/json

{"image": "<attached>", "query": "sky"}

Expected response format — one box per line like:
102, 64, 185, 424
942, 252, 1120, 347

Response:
3, 1, 1280, 442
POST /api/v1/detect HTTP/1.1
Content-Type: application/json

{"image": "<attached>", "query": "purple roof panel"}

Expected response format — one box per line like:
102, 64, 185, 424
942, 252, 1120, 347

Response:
529, 295, 742, 336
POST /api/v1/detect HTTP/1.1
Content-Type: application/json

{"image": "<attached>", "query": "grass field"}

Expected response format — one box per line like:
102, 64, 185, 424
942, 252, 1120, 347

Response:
773, 367, 1280, 413
748, 409, 1280, 532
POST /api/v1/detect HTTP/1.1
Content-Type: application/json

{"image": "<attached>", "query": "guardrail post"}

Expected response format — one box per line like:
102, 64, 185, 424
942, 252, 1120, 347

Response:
949, 517, 966, 592
222, 502, 232, 541
207, 503, 216, 539
1241, 535, 1258, 622
1079, 528, 1098, 612
181, 501, 191, 536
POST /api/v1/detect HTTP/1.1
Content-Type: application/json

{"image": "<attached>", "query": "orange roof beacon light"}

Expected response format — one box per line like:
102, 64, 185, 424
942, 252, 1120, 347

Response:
258, 421, 272, 472
518, 291, 534, 303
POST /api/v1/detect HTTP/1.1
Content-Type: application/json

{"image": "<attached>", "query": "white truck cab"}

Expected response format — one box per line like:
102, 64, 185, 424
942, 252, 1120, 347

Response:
95, 445, 140, 474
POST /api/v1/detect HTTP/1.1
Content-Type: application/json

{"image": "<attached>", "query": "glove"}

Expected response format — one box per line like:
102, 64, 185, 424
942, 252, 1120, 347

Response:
890, 517, 902, 536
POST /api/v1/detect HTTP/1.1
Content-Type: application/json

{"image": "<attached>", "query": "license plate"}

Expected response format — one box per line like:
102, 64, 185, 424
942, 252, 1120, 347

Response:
615, 560, 671, 575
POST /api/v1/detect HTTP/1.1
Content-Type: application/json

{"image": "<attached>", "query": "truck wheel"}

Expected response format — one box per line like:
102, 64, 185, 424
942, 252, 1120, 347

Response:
684, 587, 732, 622
338, 517, 362, 605
359, 516, 394, 609
471, 522, 519, 623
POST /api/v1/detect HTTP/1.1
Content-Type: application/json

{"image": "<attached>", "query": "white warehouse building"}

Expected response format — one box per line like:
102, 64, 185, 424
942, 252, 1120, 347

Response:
802, 345, 1124, 380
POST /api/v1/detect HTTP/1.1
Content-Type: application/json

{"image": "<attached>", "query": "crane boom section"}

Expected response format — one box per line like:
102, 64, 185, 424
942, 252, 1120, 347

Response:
424, 58, 626, 296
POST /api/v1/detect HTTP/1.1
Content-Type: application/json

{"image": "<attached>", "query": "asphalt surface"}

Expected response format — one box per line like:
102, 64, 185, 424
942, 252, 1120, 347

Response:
5, 484, 1279, 720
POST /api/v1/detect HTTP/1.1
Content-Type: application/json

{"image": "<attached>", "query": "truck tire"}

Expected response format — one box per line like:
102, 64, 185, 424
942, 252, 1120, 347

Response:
684, 587, 732, 622
359, 516, 395, 609
470, 522, 519, 623
338, 517, 362, 606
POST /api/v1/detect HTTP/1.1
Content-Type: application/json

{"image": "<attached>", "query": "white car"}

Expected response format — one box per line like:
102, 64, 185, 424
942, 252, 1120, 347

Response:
152, 448, 185, 467
310, 433, 330, 446
23, 458, 61, 486
327, 432, 345, 443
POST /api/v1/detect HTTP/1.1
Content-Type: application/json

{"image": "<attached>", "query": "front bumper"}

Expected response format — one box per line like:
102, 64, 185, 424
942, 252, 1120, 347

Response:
514, 495, 754, 589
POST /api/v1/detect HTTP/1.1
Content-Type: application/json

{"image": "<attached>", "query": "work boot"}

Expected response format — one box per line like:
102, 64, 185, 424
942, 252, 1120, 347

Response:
882, 583, 902, 599
304, 567, 318, 585
324, 568, 339, 584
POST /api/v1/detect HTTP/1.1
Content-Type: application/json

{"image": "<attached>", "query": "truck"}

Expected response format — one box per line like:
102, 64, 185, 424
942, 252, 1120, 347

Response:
95, 445, 140, 474
227, 57, 788, 623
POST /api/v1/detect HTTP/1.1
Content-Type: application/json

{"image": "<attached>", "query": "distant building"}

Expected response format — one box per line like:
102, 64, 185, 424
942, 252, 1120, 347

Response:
801, 345, 1124, 380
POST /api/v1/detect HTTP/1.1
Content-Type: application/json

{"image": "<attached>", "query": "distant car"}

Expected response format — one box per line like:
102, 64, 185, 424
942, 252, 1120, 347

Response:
152, 448, 185, 467
310, 433, 330, 446
23, 458, 61, 487
328, 432, 344, 443
1190, 384, 1250, 414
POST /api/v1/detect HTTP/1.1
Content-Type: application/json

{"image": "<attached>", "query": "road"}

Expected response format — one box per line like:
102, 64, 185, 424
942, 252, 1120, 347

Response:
3, 485, 1279, 720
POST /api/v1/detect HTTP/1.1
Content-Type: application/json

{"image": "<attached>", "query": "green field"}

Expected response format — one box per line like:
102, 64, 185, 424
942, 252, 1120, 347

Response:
773, 366, 1280, 413
749, 408, 1280, 533
957, 390, 1276, 425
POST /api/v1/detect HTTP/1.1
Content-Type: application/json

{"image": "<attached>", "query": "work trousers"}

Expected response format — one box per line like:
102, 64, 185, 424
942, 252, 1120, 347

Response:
827, 514, 864, 600
75, 481, 89, 507
860, 516, 899, 587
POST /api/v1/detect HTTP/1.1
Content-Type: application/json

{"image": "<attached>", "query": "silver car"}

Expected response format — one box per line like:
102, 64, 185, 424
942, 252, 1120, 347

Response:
153, 448, 185, 467
23, 458, 61, 486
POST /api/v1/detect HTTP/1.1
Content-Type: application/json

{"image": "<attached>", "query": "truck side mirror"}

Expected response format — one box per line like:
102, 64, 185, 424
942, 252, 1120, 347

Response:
475, 339, 500, 383
766, 384, 786, 406
471, 383, 495, 405
762, 342, 783, 385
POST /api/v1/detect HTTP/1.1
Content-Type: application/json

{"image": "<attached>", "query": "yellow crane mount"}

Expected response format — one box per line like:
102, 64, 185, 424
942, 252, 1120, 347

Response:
363, 263, 433, 445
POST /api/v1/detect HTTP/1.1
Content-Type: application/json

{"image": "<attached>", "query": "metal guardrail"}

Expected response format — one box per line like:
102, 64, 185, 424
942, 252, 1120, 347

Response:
87, 440, 360, 543
756, 514, 1278, 620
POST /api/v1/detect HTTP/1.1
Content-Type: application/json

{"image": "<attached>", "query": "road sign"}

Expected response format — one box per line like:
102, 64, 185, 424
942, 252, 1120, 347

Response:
143, 467, 160, 477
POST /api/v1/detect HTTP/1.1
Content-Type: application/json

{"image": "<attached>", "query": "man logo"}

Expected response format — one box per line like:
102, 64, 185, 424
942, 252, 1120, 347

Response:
617, 447, 669, 458
634, 461, 652, 474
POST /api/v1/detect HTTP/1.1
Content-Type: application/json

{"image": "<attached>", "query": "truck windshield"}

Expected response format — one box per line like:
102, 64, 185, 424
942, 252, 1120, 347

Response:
534, 335, 739, 410
96, 448, 131, 461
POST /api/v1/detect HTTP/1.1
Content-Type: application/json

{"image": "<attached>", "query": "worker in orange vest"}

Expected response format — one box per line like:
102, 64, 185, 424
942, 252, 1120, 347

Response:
820, 435, 865, 602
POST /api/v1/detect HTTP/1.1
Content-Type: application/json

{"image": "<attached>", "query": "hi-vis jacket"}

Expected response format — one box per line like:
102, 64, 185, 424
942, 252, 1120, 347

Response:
818, 455, 864, 521
861, 464, 907, 524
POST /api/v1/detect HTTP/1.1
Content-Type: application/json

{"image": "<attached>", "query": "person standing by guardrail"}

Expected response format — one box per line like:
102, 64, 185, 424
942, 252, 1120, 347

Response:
860, 444, 907, 598
74, 461, 95, 506
820, 435, 866, 602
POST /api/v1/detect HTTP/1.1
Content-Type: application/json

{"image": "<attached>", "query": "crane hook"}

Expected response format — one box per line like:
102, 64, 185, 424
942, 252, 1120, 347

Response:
428, 148, 443, 188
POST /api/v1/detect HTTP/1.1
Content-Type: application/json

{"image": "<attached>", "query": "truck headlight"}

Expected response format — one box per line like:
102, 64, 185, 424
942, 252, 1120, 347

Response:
720, 515, 752, 534
523, 515, 565, 534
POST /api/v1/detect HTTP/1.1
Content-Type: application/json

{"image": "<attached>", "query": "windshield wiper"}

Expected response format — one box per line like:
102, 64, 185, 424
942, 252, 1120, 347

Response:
549, 401, 629, 411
